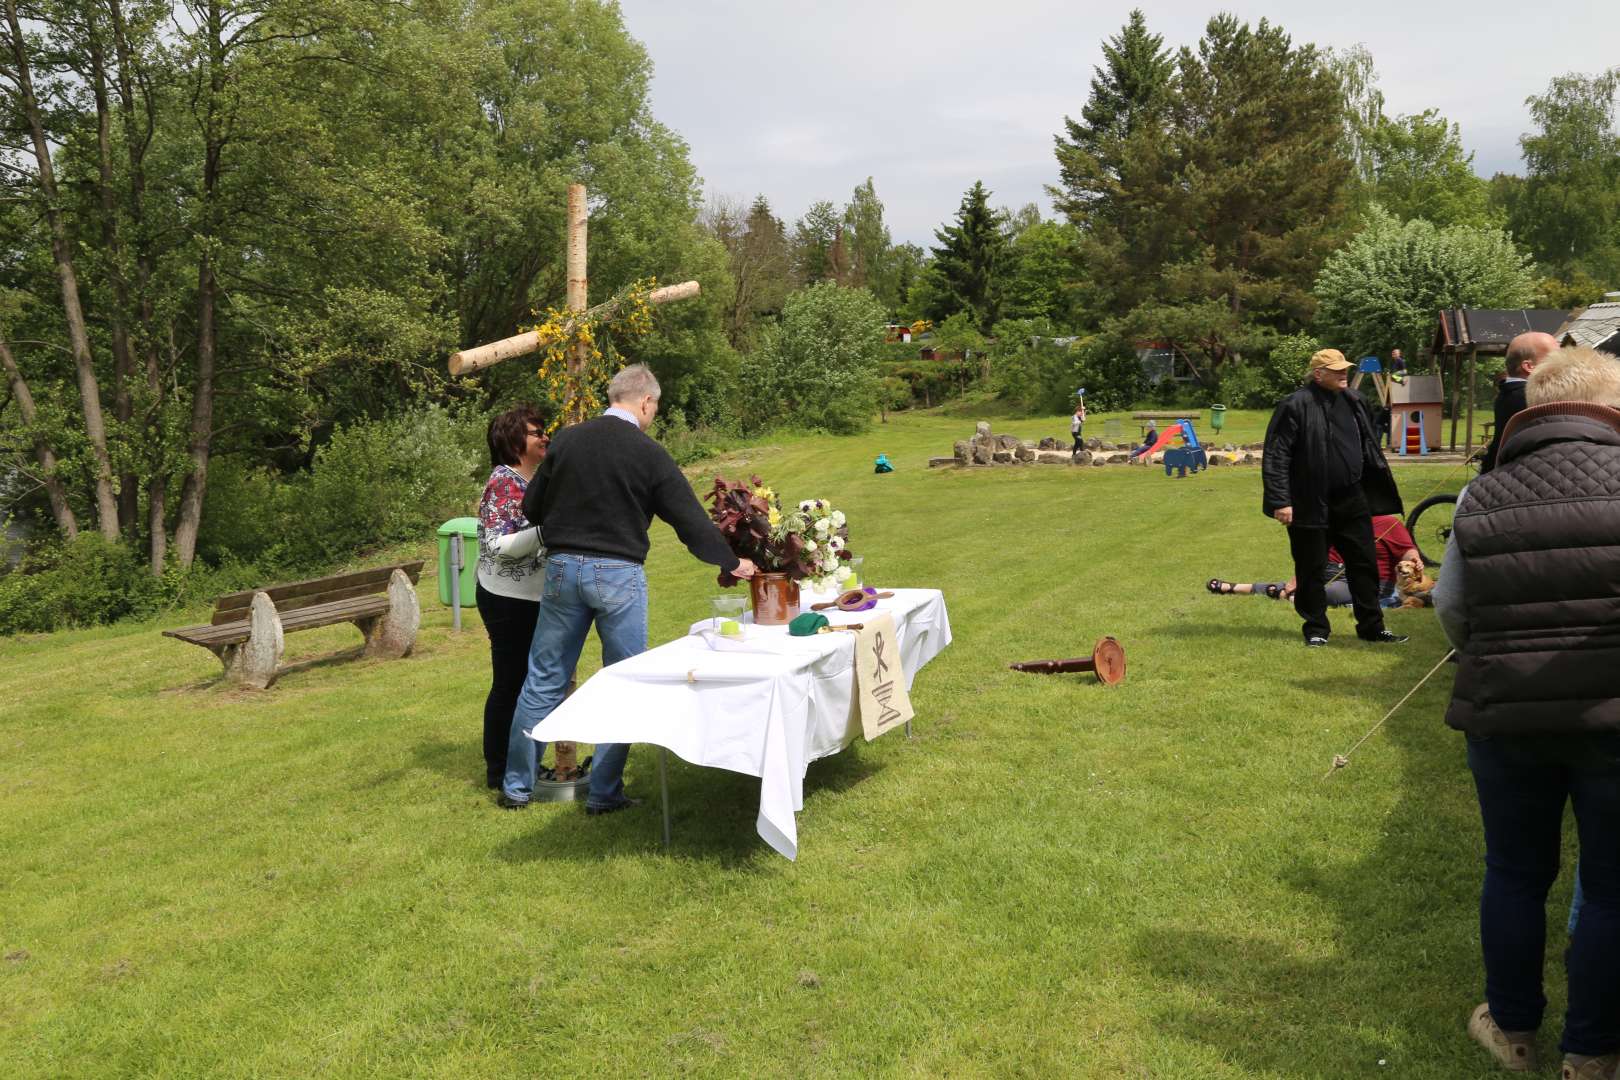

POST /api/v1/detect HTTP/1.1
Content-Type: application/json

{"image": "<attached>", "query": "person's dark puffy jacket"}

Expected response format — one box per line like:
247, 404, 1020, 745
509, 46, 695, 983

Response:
1444, 403, 1620, 736
1261, 385, 1402, 528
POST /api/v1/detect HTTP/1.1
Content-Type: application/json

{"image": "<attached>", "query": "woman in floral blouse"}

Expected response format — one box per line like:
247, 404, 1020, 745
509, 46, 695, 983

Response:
475, 406, 547, 789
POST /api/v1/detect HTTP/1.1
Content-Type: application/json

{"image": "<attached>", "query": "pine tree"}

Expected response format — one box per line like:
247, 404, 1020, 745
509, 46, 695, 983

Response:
928, 181, 1007, 332
1050, 9, 1173, 225
1167, 16, 1353, 327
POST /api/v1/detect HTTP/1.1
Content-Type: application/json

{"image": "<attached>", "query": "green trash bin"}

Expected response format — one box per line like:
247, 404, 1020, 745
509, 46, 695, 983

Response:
436, 517, 479, 607
1209, 403, 1227, 434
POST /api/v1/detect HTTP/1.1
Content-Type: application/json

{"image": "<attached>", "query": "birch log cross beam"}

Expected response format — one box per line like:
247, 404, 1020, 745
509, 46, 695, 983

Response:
446, 185, 701, 377
447, 280, 701, 376
445, 183, 702, 781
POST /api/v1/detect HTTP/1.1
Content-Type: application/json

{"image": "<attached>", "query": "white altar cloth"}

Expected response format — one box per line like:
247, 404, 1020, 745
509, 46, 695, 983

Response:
529, 588, 951, 860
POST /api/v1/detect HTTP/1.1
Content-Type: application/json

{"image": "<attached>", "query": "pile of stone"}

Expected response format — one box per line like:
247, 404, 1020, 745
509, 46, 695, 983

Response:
927, 421, 1265, 469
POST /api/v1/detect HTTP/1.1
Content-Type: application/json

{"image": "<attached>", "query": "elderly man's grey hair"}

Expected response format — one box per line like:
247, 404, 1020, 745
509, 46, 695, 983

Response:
1526, 346, 1620, 408
607, 363, 660, 405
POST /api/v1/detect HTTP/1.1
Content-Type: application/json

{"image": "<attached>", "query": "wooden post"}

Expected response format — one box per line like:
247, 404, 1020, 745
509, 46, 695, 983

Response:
551, 184, 591, 780
567, 183, 588, 378
1465, 347, 1477, 459
1458, 354, 1470, 453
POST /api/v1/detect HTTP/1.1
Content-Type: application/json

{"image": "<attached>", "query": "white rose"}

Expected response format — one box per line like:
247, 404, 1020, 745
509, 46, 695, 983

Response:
815, 518, 831, 534
803, 540, 817, 553
831, 511, 845, 527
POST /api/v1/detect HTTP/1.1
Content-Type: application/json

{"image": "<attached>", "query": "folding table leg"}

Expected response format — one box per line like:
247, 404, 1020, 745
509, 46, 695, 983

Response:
659, 748, 672, 849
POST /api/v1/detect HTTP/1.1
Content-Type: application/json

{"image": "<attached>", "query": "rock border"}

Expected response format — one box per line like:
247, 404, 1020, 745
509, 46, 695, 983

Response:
929, 420, 1265, 469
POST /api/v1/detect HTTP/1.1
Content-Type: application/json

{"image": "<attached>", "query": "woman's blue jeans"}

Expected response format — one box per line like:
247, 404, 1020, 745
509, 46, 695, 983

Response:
502, 555, 647, 807
1466, 733, 1620, 1055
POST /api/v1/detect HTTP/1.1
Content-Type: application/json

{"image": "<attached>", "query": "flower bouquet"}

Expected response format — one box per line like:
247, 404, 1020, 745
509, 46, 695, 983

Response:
706, 476, 853, 624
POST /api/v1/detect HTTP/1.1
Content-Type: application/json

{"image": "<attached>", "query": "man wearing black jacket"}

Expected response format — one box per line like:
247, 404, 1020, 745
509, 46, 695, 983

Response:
1479, 331, 1556, 473
1262, 349, 1407, 647
500, 364, 757, 811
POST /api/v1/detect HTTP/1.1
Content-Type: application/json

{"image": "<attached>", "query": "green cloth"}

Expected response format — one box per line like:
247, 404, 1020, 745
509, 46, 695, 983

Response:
787, 612, 829, 637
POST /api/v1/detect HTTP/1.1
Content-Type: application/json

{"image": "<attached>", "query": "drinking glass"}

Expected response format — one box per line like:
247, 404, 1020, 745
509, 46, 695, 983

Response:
712, 595, 747, 637
843, 557, 865, 590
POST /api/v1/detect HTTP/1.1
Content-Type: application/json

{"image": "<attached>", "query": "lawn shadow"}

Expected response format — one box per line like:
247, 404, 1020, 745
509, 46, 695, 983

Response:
1131, 675, 1491, 1076
1146, 616, 1303, 645
159, 644, 381, 695
407, 736, 485, 790
490, 742, 884, 869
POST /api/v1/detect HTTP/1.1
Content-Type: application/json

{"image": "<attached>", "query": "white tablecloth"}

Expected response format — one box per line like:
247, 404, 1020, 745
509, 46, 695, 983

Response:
529, 588, 951, 860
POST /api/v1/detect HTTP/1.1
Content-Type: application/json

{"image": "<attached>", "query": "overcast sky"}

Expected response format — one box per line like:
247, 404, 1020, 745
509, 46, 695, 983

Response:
616, 0, 1620, 246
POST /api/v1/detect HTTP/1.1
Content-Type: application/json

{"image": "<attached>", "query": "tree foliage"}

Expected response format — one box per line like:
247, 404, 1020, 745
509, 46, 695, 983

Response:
923, 180, 1006, 332
1051, 8, 1173, 227
0, 0, 734, 571
1510, 68, 1620, 282
738, 283, 884, 434
1313, 208, 1538, 361
1365, 111, 1494, 227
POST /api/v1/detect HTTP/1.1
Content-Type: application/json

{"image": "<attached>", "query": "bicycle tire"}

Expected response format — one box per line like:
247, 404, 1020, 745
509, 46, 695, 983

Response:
1406, 493, 1458, 567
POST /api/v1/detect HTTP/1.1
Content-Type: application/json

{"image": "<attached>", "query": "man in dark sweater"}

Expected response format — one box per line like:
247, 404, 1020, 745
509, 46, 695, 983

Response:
1479, 330, 1556, 473
1261, 348, 1406, 647
500, 364, 757, 811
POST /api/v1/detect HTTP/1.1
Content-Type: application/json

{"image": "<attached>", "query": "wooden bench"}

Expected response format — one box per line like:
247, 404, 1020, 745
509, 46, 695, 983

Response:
164, 561, 424, 689
1130, 411, 1195, 437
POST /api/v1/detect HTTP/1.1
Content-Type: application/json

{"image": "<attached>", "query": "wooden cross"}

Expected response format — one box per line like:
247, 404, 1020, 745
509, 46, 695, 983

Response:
448, 184, 700, 377
448, 183, 701, 782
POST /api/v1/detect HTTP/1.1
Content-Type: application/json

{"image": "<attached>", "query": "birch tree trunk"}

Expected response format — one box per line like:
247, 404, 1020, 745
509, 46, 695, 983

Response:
172, 0, 225, 568
106, 0, 168, 573
0, 335, 79, 538
3, 0, 122, 541
85, 9, 141, 535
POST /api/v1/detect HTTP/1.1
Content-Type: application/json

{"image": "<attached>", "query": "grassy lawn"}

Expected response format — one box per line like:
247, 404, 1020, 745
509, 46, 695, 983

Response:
3, 408, 1550, 1078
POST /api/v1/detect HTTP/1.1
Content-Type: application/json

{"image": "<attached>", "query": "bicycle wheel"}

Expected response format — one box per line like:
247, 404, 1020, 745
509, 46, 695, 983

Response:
1406, 494, 1458, 567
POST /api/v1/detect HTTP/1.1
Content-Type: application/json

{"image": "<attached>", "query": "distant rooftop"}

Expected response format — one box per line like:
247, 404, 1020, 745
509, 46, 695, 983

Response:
1555, 298, 1620, 350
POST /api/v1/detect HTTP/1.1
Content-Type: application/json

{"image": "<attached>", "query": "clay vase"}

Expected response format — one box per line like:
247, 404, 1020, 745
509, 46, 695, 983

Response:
748, 572, 801, 625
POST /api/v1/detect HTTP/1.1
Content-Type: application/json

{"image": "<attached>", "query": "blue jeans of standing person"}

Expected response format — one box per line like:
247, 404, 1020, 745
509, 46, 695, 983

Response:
502, 554, 648, 808
1466, 733, 1620, 1056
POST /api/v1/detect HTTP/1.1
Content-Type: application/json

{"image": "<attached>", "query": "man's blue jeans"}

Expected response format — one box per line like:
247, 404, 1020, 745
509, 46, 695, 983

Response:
1466, 733, 1620, 1055
502, 554, 647, 808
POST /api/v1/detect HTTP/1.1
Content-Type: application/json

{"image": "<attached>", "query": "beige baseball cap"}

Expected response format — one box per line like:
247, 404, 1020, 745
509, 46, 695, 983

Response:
1310, 348, 1351, 372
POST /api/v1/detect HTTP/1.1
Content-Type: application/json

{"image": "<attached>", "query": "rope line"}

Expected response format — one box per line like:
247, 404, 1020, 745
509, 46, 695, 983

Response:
1323, 649, 1457, 779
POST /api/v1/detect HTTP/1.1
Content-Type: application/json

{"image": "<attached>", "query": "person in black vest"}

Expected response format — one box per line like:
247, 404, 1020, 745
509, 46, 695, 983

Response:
1261, 348, 1407, 647
1434, 347, 1620, 1077
1479, 330, 1557, 473
499, 364, 758, 812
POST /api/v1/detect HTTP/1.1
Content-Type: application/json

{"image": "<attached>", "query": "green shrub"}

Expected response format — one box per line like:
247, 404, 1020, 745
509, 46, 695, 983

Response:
1217, 333, 1317, 408
654, 409, 740, 466
295, 406, 482, 565
991, 318, 1082, 414
0, 535, 168, 634
738, 283, 885, 434
1070, 326, 1146, 412
197, 406, 482, 574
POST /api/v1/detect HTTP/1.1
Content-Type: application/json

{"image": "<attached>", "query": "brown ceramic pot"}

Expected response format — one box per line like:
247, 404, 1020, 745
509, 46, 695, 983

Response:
748, 572, 801, 625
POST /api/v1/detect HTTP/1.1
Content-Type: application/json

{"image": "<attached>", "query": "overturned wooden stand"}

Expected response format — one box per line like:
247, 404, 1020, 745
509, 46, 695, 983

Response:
163, 561, 423, 689
1009, 637, 1127, 686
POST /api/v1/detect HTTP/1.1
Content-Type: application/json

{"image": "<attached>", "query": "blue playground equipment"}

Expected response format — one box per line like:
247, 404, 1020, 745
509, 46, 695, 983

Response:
1142, 418, 1207, 477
